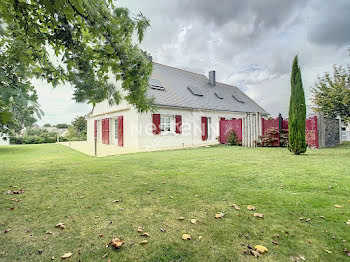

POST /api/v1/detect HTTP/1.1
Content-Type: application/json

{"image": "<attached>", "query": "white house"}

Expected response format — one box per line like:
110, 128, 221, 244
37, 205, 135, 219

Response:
86, 62, 268, 152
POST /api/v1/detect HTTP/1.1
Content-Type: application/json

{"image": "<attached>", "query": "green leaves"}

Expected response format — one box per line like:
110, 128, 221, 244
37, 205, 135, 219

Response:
288, 55, 307, 155
312, 65, 350, 124
0, 0, 153, 134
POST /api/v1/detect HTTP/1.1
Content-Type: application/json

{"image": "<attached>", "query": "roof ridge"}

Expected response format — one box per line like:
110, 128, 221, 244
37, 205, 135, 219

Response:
153, 62, 206, 78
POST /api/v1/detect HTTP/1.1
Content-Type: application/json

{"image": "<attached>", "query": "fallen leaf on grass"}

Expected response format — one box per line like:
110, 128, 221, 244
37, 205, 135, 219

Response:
4, 228, 11, 233
255, 245, 268, 254
247, 205, 256, 211
346, 220, 350, 226
343, 249, 350, 256
190, 219, 197, 224
137, 227, 144, 232
160, 228, 167, 233
334, 205, 342, 208
250, 250, 260, 257
55, 223, 66, 229
324, 249, 332, 254
215, 212, 226, 219
177, 217, 185, 220
107, 238, 124, 249
198, 236, 202, 240
253, 213, 264, 218
230, 204, 241, 210
182, 234, 191, 240
99, 234, 104, 237
141, 233, 150, 237
112, 199, 122, 203
6, 189, 24, 195
46, 231, 52, 235
272, 240, 278, 245
61, 252, 72, 259
140, 240, 148, 245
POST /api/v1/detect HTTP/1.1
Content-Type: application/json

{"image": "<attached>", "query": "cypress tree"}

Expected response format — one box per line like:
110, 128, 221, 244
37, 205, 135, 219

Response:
288, 55, 307, 155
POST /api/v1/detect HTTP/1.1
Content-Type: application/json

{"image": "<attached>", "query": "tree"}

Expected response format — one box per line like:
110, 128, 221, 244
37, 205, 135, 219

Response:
0, 0, 153, 135
66, 115, 87, 140
288, 55, 307, 155
56, 123, 69, 129
312, 65, 350, 124
43, 123, 51, 127
71, 116, 87, 133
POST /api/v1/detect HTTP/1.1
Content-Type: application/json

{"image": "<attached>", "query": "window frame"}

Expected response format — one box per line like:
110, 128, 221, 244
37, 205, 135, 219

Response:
160, 115, 174, 134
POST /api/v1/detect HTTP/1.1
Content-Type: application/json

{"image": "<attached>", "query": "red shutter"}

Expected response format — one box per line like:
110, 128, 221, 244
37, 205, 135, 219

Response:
102, 118, 110, 144
101, 119, 105, 144
201, 117, 207, 141
220, 117, 225, 121
175, 115, 182, 134
152, 114, 161, 134
94, 120, 97, 138
118, 116, 123, 147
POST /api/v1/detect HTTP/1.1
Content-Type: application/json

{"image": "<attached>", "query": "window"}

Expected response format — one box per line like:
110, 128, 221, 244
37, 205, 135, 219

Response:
114, 119, 118, 141
188, 85, 203, 96
161, 115, 173, 132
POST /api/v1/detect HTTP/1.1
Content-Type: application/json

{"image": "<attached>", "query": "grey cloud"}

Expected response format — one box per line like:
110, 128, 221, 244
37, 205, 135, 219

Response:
308, 0, 350, 46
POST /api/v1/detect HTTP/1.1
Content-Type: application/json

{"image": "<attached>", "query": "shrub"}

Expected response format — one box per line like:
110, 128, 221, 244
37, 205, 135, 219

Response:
227, 130, 238, 146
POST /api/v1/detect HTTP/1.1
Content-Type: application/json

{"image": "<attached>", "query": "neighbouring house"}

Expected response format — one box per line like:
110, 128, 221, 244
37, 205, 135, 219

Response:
86, 62, 268, 152
42, 126, 69, 137
0, 133, 10, 146
342, 123, 350, 142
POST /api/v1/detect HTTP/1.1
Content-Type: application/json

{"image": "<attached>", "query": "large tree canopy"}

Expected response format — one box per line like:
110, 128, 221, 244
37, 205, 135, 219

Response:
0, 0, 152, 135
312, 65, 350, 124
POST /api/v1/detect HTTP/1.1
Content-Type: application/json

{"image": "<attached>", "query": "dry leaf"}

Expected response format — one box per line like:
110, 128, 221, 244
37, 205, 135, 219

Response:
55, 223, 66, 229
253, 213, 264, 218
4, 228, 11, 233
178, 217, 185, 220
182, 234, 191, 240
230, 204, 241, 210
247, 205, 256, 211
272, 240, 278, 245
61, 252, 72, 259
110, 238, 124, 249
215, 212, 226, 219
255, 245, 268, 254
324, 249, 332, 254
190, 219, 197, 224
198, 236, 202, 240
99, 234, 104, 237
137, 227, 144, 232
141, 233, 150, 237
334, 204, 342, 208
346, 220, 350, 226
250, 250, 260, 257
140, 240, 148, 245
46, 231, 52, 235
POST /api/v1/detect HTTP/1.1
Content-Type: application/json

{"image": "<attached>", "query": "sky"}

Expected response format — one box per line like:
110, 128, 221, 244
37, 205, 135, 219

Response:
36, 0, 350, 125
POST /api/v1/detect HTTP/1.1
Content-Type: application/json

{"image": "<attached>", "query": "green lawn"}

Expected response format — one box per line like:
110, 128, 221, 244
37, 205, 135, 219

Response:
0, 143, 349, 261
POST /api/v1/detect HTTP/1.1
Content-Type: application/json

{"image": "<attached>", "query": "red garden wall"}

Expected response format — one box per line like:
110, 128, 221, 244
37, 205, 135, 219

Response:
261, 116, 319, 148
220, 119, 242, 144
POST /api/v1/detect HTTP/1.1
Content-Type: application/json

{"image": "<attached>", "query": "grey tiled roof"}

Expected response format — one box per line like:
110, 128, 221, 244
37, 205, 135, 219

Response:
147, 63, 269, 115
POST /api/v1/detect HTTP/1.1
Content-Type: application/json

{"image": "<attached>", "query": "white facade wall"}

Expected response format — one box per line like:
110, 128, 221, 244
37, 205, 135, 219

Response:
87, 100, 246, 150
138, 107, 245, 150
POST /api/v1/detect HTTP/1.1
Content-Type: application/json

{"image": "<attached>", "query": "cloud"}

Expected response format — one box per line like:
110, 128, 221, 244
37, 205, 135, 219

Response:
35, 0, 350, 125
307, 0, 350, 47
